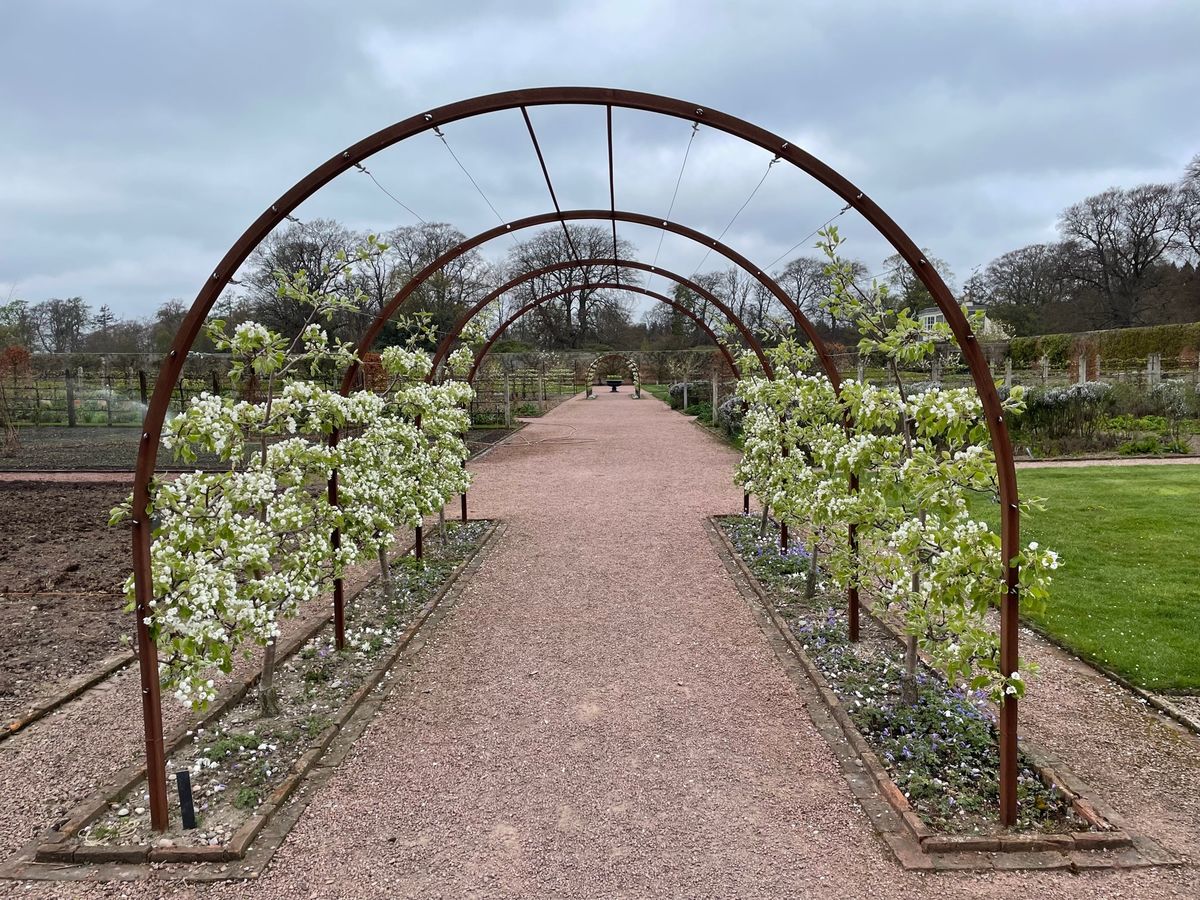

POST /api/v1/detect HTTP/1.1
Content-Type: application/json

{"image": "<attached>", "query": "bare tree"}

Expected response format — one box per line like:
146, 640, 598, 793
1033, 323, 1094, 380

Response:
963, 243, 1074, 336
32, 297, 90, 352
238, 219, 354, 339
1058, 184, 1184, 328
505, 225, 638, 349
881, 251, 955, 312
380, 222, 496, 340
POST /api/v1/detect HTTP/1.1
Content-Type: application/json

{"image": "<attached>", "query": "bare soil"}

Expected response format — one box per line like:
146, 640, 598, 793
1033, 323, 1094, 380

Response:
0, 482, 131, 718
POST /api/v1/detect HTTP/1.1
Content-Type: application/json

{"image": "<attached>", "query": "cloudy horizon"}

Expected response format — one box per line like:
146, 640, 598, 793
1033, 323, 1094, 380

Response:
3, 0, 1198, 320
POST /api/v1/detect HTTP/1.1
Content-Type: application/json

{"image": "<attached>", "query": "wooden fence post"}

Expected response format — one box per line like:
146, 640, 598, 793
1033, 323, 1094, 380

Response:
1040, 355, 1049, 383
65, 369, 76, 427
1004, 358, 1013, 390
503, 372, 511, 427
139, 370, 149, 406
1077, 356, 1087, 385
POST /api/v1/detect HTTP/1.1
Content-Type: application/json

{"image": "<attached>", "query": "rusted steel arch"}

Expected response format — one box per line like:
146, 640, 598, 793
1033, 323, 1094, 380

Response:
467, 282, 741, 383
131, 87, 1021, 829
344, 209, 834, 395
428, 258, 770, 379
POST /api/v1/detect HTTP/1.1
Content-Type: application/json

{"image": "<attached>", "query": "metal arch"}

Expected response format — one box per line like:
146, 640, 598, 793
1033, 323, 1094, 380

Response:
426, 258, 771, 379
131, 87, 1021, 830
467, 282, 741, 383
342, 208, 837, 394
583, 352, 641, 383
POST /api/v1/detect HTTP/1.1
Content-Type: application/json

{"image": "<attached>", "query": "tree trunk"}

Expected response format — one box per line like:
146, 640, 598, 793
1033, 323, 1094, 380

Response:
901, 634, 919, 705
759, 504, 770, 540
377, 544, 393, 604
259, 639, 281, 717
804, 536, 819, 601
439, 506, 447, 548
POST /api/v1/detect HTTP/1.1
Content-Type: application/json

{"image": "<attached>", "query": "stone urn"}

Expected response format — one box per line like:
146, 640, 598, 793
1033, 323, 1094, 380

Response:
605, 377, 622, 392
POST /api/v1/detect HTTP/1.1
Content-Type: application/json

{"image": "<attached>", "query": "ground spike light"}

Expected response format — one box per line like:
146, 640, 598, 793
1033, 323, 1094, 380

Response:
131, 87, 1020, 830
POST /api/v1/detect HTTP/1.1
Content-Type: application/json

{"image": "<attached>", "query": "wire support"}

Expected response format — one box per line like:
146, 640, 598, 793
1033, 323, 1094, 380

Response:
353, 163, 426, 223
763, 202, 852, 271
431, 125, 513, 241
690, 155, 780, 279
649, 121, 701, 290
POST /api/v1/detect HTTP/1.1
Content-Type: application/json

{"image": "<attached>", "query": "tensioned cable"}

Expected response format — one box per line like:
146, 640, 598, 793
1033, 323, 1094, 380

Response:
763, 202, 852, 271
649, 121, 701, 292
690, 155, 780, 280
431, 125, 516, 244
353, 163, 426, 224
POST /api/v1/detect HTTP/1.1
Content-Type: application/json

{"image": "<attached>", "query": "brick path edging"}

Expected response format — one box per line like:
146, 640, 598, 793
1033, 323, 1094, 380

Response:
706, 518, 1180, 872
20, 523, 499, 871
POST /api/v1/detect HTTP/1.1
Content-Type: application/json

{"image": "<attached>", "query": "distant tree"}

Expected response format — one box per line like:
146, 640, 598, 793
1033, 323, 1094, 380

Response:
238, 219, 353, 339
0, 300, 38, 349
881, 251, 955, 312
1177, 154, 1200, 263
380, 222, 496, 342
505, 225, 638, 349
963, 244, 1074, 336
151, 299, 215, 353
92, 304, 115, 337
1057, 184, 1184, 328
32, 297, 90, 352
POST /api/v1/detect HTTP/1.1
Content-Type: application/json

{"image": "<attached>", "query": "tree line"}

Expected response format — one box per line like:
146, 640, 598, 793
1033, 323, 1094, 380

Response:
3, 151, 1197, 355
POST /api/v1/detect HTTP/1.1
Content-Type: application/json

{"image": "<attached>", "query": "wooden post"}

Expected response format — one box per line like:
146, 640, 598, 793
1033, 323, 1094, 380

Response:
65, 369, 76, 427
414, 524, 424, 560
1077, 356, 1087, 385
857, 355, 865, 383
503, 372, 511, 427
1004, 358, 1013, 390
1148, 353, 1162, 387
104, 362, 113, 427
139, 369, 149, 406
1040, 355, 1049, 383
711, 372, 719, 424
211, 371, 220, 397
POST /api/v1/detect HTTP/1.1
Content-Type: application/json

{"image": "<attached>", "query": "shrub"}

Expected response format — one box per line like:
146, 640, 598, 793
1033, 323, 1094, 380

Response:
1017, 382, 1113, 441
715, 395, 744, 438
667, 381, 711, 409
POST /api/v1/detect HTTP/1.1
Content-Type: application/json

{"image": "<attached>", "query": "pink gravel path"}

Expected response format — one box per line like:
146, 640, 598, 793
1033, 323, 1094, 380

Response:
3, 391, 1198, 897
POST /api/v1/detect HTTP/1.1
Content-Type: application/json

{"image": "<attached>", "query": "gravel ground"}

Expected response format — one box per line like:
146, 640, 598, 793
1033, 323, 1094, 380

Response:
1016, 456, 1200, 468
1, 392, 1198, 898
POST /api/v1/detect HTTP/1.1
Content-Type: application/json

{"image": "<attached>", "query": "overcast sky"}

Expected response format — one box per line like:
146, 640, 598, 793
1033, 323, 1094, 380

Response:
2, 0, 1198, 320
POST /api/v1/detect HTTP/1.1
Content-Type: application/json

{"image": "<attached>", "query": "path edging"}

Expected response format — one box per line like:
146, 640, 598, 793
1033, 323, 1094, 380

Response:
706, 517, 1180, 872
2, 650, 135, 742
0, 524, 495, 884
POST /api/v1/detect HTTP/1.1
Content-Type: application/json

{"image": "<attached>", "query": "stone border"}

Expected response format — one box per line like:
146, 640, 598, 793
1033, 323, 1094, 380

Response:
3, 522, 500, 881
1017, 617, 1200, 738
2, 650, 135, 742
706, 518, 1179, 872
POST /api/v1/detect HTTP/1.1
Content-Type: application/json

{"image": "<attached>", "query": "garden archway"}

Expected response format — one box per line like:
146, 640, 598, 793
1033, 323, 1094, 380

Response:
132, 87, 1021, 829
467, 282, 743, 383
583, 352, 642, 398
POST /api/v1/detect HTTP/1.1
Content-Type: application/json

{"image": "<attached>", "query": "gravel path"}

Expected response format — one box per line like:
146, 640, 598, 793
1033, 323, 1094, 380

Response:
2, 391, 1198, 897
1017, 456, 1200, 469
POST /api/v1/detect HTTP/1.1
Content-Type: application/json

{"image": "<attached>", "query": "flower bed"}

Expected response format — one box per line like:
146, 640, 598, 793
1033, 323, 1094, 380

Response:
719, 515, 1087, 837
65, 520, 492, 858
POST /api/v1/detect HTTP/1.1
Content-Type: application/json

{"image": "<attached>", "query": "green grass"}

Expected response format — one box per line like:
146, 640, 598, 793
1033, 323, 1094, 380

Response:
977, 465, 1200, 692
641, 383, 670, 403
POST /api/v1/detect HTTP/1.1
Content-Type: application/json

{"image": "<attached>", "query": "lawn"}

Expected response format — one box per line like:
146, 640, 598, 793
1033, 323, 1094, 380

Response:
978, 465, 1200, 693
641, 383, 671, 403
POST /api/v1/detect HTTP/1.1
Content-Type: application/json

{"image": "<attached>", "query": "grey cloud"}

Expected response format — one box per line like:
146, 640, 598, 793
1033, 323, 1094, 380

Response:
2, 0, 1197, 317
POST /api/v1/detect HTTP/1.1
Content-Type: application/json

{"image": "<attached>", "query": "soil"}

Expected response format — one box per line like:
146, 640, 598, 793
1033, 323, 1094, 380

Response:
82, 521, 492, 851
0, 426, 516, 471
0, 482, 131, 718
